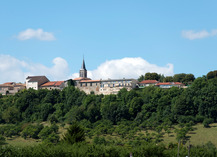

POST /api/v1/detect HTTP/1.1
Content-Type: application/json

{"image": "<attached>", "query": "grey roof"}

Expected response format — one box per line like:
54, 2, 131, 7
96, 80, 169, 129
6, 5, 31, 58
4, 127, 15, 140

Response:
27, 76, 48, 82
81, 58, 86, 70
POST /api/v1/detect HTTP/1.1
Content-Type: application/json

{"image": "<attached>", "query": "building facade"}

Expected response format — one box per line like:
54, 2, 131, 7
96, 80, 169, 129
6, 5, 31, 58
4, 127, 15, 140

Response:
74, 59, 138, 95
26, 76, 50, 90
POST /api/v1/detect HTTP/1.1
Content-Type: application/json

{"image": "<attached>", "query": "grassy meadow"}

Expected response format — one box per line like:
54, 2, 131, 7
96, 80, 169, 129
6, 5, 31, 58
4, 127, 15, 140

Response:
2, 122, 217, 148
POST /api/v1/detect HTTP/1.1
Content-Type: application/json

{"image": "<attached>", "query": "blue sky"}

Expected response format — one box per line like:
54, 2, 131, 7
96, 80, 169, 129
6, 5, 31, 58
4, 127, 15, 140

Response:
0, 1, 217, 83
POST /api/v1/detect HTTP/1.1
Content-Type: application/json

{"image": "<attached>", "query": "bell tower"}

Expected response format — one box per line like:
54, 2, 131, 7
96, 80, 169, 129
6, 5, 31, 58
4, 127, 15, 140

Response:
79, 57, 87, 78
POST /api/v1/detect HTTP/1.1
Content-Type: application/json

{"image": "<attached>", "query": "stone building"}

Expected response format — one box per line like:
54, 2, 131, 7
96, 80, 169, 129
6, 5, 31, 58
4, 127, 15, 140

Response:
74, 59, 138, 95
0, 82, 25, 95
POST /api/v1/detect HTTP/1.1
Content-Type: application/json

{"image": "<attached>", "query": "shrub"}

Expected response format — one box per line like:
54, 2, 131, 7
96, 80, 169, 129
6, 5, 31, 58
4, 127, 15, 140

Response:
21, 124, 43, 139
203, 118, 213, 128
62, 121, 85, 144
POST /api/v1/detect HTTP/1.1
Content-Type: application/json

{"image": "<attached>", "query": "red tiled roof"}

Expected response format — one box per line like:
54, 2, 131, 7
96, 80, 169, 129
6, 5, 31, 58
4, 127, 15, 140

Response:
0, 84, 13, 87
14, 83, 26, 87
139, 80, 158, 84
73, 77, 91, 81
156, 82, 183, 86
174, 82, 184, 85
156, 82, 171, 85
41, 81, 64, 87
4, 82, 14, 85
55, 81, 64, 86
80, 80, 100, 83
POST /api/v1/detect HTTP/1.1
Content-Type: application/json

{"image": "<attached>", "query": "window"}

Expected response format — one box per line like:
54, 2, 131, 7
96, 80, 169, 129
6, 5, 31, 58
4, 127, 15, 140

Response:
90, 83, 92, 86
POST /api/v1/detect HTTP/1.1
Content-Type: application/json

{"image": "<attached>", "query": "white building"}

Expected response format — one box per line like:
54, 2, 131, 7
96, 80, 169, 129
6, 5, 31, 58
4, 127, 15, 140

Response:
26, 76, 49, 90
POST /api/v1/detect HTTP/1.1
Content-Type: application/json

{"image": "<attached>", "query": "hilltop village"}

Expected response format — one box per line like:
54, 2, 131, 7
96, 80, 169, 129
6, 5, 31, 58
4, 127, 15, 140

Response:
0, 59, 185, 95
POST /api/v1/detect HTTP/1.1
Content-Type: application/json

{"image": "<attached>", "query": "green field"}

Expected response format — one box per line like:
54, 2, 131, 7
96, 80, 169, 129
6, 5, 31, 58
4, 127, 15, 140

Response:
2, 123, 217, 147
161, 123, 217, 146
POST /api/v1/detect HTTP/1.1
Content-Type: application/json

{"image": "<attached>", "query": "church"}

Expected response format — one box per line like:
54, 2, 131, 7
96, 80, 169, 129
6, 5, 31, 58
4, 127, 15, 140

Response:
73, 58, 138, 95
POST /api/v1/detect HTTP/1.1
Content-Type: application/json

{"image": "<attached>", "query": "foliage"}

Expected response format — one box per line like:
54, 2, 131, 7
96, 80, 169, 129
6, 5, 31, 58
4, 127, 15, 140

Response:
62, 121, 85, 144
0, 135, 5, 145
0, 124, 22, 137
1, 71, 217, 154
203, 118, 213, 128
144, 72, 160, 81
207, 70, 217, 80
21, 124, 43, 139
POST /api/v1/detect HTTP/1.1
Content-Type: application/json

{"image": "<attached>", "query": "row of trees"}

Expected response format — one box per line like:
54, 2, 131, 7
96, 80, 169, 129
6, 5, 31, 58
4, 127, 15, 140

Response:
138, 72, 195, 85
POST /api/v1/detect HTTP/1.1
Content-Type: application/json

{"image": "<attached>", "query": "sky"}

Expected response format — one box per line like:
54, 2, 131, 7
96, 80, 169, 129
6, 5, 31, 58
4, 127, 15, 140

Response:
0, 0, 217, 83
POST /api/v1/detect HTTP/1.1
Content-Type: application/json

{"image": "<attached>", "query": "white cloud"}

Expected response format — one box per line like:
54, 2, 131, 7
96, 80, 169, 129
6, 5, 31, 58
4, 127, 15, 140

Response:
0, 56, 174, 84
71, 57, 174, 80
17, 28, 56, 41
182, 29, 217, 40
0, 55, 69, 83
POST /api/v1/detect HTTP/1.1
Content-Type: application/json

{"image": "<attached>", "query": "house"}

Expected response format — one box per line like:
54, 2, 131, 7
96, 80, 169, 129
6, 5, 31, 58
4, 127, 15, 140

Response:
0, 82, 25, 95
156, 82, 184, 88
139, 80, 159, 88
40, 81, 66, 90
26, 76, 49, 90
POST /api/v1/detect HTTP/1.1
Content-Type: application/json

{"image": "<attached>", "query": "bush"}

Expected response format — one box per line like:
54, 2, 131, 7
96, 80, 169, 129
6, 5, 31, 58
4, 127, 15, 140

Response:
42, 132, 59, 145
62, 121, 85, 144
93, 136, 107, 145
0, 124, 22, 137
38, 124, 59, 142
21, 124, 43, 139
0, 135, 5, 145
203, 118, 213, 128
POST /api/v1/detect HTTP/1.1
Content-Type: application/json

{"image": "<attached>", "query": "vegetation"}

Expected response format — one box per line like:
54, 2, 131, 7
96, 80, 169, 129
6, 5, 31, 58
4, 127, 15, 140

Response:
62, 121, 85, 144
138, 72, 195, 85
0, 71, 217, 156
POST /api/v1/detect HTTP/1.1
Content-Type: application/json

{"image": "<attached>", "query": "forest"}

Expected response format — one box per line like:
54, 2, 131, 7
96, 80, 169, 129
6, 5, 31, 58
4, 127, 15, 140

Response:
1, 71, 217, 156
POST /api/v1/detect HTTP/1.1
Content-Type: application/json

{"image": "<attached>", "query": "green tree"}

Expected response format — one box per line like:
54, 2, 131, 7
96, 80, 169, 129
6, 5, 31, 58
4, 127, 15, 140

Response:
62, 122, 85, 144
183, 74, 195, 85
21, 124, 43, 139
67, 79, 75, 86
144, 72, 160, 81
207, 70, 217, 80
0, 135, 5, 145
128, 97, 143, 118
43, 132, 59, 144
2, 107, 20, 123
173, 73, 186, 82
163, 76, 173, 82
138, 75, 145, 82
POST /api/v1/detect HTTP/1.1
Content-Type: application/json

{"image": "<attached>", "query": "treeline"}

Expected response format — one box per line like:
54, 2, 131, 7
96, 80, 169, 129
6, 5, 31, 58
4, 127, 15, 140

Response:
0, 75, 217, 127
138, 72, 195, 85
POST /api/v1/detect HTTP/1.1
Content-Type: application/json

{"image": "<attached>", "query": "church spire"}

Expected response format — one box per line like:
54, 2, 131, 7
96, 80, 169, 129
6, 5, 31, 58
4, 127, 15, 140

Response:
81, 56, 86, 70
79, 57, 87, 78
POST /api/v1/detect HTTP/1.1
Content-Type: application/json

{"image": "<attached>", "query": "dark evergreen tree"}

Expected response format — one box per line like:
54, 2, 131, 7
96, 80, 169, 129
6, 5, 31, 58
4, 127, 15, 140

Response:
62, 121, 85, 144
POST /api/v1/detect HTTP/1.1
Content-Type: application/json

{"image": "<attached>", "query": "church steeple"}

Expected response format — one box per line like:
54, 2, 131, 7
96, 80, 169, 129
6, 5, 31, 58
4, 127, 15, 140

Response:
79, 57, 87, 78
81, 57, 86, 70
